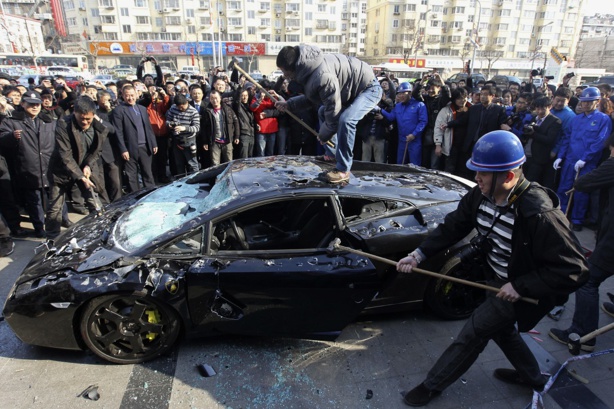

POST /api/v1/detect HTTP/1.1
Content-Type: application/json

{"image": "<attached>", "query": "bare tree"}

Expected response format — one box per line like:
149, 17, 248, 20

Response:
458, 42, 472, 73
401, 19, 421, 64
244, 43, 261, 73
478, 47, 504, 78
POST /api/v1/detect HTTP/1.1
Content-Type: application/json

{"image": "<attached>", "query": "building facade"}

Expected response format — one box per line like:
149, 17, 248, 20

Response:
363, 0, 586, 77
580, 14, 614, 39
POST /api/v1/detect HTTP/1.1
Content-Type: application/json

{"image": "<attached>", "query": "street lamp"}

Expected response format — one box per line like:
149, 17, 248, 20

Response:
540, 21, 554, 72
414, 8, 432, 68
470, 0, 482, 74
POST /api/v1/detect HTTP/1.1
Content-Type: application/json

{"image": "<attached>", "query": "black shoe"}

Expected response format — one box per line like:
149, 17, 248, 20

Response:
10, 228, 28, 238
33, 229, 46, 239
0, 237, 15, 257
602, 302, 614, 319
402, 383, 441, 407
61, 220, 74, 228
571, 223, 583, 232
493, 368, 547, 391
549, 328, 595, 352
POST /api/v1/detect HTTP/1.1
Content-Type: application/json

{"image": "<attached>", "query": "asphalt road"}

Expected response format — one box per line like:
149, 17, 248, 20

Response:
0, 219, 612, 409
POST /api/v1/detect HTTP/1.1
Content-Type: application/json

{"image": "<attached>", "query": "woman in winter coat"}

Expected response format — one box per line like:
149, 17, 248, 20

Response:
434, 87, 471, 176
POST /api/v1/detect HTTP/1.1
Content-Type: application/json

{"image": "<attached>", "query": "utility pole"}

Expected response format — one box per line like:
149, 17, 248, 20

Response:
470, 0, 482, 75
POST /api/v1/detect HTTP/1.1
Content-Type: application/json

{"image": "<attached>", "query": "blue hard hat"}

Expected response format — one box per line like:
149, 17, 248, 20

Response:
397, 82, 412, 93
579, 87, 601, 102
466, 131, 526, 172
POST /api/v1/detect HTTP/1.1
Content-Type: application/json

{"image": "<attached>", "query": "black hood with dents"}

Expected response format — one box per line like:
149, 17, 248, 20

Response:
15, 192, 149, 285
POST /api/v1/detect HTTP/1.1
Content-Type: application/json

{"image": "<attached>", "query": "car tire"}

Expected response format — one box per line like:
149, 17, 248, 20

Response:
424, 257, 486, 320
80, 293, 181, 364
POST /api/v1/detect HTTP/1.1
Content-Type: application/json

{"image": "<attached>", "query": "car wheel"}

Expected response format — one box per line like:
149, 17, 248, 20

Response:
80, 294, 181, 364
425, 257, 486, 320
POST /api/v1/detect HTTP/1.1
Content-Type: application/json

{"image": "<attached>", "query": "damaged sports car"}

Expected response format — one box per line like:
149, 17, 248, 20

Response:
3, 156, 481, 364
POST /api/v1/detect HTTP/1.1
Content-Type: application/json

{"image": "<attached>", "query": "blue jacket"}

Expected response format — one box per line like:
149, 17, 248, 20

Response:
558, 109, 612, 164
509, 109, 534, 140
381, 98, 428, 142
550, 106, 576, 156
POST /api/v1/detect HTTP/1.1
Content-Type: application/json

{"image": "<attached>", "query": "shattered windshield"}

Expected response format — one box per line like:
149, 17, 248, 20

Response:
113, 171, 238, 252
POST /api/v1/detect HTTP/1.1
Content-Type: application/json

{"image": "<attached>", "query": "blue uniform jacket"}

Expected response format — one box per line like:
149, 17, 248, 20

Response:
550, 106, 576, 156
557, 110, 612, 164
381, 98, 428, 142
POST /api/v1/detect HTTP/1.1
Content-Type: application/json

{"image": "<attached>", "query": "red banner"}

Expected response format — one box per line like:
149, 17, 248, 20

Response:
50, 0, 67, 37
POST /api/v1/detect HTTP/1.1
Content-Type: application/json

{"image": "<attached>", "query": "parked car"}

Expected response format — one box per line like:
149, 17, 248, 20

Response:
3, 157, 480, 364
17, 74, 44, 87
489, 75, 523, 88
269, 70, 284, 82
249, 71, 264, 82
177, 66, 202, 78
446, 72, 486, 85
90, 74, 117, 85
113, 68, 137, 80
111, 64, 134, 72
586, 75, 614, 87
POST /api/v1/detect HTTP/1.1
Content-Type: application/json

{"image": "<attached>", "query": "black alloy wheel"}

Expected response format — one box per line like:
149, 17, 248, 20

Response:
425, 257, 486, 320
80, 294, 180, 364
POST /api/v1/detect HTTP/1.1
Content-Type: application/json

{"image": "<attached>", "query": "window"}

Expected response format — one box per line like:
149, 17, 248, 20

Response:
393, 20, 399, 28
248, 26, 255, 34
200, 15, 211, 25
228, 17, 241, 26
186, 9, 194, 17
261, 34, 271, 41
393, 5, 400, 14
497, 23, 508, 30
210, 199, 336, 253
102, 32, 118, 40
156, 228, 203, 257
228, 33, 243, 40
286, 34, 300, 42
122, 24, 132, 33
305, 12, 312, 20
82, 17, 88, 25
136, 16, 149, 24
134, 0, 147, 6
259, 18, 270, 26
228, 1, 241, 10
305, 27, 312, 36
91, 8, 99, 16
452, 6, 465, 13
101, 15, 116, 23
99, 0, 114, 7
165, 16, 181, 24
499, 9, 511, 16
248, 10, 255, 19
94, 25, 102, 33
318, 4, 326, 12
404, 4, 416, 11
155, 17, 162, 26
65, 0, 75, 9
120, 7, 128, 16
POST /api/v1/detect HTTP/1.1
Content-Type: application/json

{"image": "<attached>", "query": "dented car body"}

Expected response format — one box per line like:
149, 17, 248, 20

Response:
3, 156, 480, 364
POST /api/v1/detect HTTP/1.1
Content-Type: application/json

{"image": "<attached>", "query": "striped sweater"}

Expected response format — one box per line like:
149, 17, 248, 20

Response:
165, 104, 201, 141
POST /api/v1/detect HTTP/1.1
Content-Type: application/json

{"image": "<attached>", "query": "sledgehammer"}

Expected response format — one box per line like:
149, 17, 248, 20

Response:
327, 238, 539, 305
568, 322, 614, 355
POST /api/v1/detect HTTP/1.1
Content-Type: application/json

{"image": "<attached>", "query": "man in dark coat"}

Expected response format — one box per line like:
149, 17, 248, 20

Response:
111, 85, 158, 193
45, 97, 108, 239
522, 96, 562, 188
549, 132, 614, 351
200, 90, 240, 166
397, 131, 588, 407
0, 91, 58, 237
274, 45, 382, 184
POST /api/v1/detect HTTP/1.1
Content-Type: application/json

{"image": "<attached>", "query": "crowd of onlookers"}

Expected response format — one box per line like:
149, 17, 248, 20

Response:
0, 57, 613, 257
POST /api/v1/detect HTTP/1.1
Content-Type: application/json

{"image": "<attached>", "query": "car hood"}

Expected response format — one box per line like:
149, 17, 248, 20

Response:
15, 195, 145, 285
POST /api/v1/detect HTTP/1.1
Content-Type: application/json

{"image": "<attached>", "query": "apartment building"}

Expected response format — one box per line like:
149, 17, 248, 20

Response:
55, 0, 369, 72
580, 14, 614, 39
363, 0, 586, 77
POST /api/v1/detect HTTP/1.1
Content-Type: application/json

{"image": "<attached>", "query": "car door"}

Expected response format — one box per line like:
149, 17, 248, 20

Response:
185, 196, 380, 340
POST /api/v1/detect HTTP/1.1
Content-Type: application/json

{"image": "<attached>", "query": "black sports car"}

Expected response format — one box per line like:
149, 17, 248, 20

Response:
3, 156, 481, 364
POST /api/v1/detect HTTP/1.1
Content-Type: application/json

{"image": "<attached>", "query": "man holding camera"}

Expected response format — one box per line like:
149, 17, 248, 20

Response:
165, 94, 200, 176
137, 56, 164, 88
396, 130, 588, 407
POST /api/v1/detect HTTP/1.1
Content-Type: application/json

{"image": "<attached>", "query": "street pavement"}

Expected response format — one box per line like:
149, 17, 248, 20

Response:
0, 216, 612, 409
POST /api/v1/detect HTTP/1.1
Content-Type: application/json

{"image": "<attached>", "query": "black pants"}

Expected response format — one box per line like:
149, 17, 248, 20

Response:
152, 136, 170, 182
124, 146, 155, 193
423, 291, 544, 392
46, 182, 96, 238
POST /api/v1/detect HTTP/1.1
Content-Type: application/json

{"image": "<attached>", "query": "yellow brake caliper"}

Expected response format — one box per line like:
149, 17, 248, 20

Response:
144, 309, 161, 341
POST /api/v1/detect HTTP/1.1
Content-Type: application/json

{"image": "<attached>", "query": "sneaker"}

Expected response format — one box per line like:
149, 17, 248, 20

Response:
315, 154, 335, 162
33, 229, 47, 239
10, 228, 28, 238
402, 383, 441, 407
71, 205, 89, 215
548, 328, 595, 352
0, 238, 14, 257
602, 302, 614, 319
323, 169, 350, 184
61, 220, 74, 228
493, 368, 548, 391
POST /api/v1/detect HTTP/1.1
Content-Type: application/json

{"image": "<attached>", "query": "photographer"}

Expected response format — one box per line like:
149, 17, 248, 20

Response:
397, 130, 588, 407
165, 94, 200, 176
137, 56, 164, 87
503, 93, 534, 140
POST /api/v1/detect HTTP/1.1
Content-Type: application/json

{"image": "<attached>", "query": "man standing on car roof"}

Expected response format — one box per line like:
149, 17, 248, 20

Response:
274, 44, 382, 184
396, 130, 588, 407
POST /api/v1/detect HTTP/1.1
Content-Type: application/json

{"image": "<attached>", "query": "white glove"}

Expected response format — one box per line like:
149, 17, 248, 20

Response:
574, 159, 586, 173
553, 158, 562, 170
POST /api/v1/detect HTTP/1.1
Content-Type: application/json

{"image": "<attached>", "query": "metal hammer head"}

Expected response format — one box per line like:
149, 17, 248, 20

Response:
568, 332, 582, 355
327, 238, 342, 254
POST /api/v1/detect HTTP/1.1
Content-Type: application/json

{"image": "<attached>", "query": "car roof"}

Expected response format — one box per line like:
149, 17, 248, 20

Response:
206, 156, 470, 204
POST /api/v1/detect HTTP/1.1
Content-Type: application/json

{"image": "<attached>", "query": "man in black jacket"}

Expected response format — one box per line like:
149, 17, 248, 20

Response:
0, 91, 60, 237
397, 131, 588, 407
522, 96, 562, 188
45, 97, 108, 239
549, 132, 614, 351
200, 90, 240, 166
447, 85, 507, 179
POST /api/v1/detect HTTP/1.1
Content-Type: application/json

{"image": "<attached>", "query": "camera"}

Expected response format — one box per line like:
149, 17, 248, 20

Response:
5, 96, 13, 105
506, 113, 521, 125
167, 121, 180, 128
545, 75, 555, 80
565, 72, 575, 79
523, 122, 537, 135
457, 234, 488, 264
